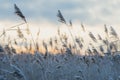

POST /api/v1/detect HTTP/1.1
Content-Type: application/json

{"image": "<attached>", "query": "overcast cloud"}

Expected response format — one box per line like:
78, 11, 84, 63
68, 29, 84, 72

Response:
0, 0, 120, 26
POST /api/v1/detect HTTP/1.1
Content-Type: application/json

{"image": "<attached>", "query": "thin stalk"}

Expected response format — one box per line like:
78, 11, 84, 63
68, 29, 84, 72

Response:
66, 24, 77, 49
26, 23, 36, 51
7, 23, 26, 30
0, 23, 26, 38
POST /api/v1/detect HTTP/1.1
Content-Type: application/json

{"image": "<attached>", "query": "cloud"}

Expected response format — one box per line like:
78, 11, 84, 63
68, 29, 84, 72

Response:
0, 0, 120, 26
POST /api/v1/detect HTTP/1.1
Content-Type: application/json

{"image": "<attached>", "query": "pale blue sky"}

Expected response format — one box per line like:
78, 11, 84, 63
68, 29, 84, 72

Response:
0, 0, 120, 26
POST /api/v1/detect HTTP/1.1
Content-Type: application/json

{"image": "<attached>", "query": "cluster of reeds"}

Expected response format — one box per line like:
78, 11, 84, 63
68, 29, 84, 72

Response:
1, 4, 120, 80
0, 4, 119, 58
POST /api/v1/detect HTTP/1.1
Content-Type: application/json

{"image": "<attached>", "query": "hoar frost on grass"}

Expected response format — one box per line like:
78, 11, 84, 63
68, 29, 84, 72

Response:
0, 51, 120, 80
0, 4, 120, 80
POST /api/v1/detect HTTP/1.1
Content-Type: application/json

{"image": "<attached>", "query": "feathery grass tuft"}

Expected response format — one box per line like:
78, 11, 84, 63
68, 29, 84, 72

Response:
57, 10, 66, 24
14, 4, 27, 23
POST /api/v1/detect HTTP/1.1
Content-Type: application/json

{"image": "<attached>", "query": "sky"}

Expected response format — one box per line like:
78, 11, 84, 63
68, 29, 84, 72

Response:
0, 0, 120, 40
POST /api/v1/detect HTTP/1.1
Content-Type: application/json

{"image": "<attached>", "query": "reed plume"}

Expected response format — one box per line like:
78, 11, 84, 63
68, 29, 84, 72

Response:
89, 32, 97, 42
75, 37, 83, 49
14, 4, 27, 23
104, 24, 108, 37
26, 26, 30, 35
37, 28, 40, 36
49, 38, 53, 48
98, 34, 102, 40
69, 20, 72, 27
110, 26, 118, 38
42, 41, 48, 58
81, 23, 85, 32
57, 10, 66, 24
57, 10, 76, 49
14, 39, 18, 45
99, 45, 104, 53
17, 27, 24, 39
